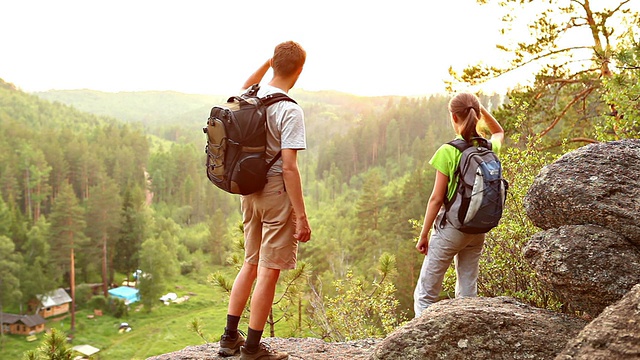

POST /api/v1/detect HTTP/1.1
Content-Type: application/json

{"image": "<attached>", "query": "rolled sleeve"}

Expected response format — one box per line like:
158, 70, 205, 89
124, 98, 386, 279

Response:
280, 107, 306, 150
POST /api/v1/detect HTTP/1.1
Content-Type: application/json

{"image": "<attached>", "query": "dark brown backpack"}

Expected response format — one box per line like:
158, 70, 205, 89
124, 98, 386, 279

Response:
203, 84, 296, 195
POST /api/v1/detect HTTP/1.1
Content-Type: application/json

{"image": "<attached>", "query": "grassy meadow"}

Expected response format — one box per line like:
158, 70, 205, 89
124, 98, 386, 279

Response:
1, 271, 300, 360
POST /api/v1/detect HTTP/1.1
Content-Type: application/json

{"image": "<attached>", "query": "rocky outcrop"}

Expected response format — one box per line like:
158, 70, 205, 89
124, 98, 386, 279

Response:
524, 139, 640, 246
556, 284, 640, 360
370, 297, 586, 360
520, 139, 640, 358
524, 224, 640, 317
523, 139, 640, 317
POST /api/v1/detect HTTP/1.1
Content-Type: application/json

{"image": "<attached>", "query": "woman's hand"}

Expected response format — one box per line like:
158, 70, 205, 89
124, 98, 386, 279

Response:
415, 232, 430, 255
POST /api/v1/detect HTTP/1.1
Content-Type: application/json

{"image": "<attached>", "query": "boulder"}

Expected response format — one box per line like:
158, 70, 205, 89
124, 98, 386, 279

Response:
524, 224, 640, 317
524, 139, 640, 246
556, 284, 640, 360
370, 297, 586, 360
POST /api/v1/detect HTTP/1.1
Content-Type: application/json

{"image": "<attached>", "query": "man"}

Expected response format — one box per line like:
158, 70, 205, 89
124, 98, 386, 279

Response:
219, 41, 311, 360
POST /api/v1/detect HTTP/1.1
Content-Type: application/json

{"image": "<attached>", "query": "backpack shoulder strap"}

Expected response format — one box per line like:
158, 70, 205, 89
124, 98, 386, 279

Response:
258, 89, 297, 171
261, 92, 298, 107
447, 138, 471, 152
474, 137, 492, 150
448, 137, 493, 152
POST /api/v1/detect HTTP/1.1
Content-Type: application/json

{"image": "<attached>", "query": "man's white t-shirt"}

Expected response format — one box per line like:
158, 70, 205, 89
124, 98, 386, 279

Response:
256, 84, 307, 176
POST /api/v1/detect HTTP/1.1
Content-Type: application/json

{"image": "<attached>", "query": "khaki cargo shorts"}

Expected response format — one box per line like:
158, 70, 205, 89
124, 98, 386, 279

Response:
240, 175, 298, 270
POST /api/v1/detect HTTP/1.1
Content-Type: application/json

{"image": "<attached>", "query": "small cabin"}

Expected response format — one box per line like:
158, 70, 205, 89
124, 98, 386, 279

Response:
34, 288, 72, 318
0, 313, 46, 335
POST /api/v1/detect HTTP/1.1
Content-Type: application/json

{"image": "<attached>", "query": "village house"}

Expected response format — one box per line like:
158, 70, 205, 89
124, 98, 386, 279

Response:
31, 288, 72, 318
0, 312, 46, 335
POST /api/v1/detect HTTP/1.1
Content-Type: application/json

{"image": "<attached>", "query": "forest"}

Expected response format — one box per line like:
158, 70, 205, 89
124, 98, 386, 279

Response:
2, 1, 640, 358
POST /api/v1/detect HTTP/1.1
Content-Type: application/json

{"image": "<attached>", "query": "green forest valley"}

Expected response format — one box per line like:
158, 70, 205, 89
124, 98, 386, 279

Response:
2, 2, 640, 358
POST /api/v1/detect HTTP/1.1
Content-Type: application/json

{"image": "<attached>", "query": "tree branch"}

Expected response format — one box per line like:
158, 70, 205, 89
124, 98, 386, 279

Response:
537, 137, 599, 151
606, 0, 632, 17
537, 86, 596, 139
510, 46, 593, 69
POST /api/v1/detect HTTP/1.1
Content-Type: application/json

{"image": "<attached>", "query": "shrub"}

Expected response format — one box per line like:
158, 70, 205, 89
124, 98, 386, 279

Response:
87, 295, 108, 311
107, 297, 129, 318
308, 253, 405, 341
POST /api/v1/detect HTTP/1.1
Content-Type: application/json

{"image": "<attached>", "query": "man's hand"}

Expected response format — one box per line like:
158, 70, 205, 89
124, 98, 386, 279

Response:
242, 58, 272, 90
294, 215, 311, 243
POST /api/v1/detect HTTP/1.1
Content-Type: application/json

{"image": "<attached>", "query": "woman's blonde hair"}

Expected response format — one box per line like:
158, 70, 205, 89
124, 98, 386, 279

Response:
272, 41, 306, 78
448, 93, 481, 143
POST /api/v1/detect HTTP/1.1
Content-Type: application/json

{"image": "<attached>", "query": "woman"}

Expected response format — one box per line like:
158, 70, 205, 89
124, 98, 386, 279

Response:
413, 92, 504, 317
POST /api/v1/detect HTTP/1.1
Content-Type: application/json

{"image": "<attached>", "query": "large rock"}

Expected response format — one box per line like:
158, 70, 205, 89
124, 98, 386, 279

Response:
556, 284, 640, 360
524, 224, 640, 317
370, 297, 586, 360
524, 139, 640, 246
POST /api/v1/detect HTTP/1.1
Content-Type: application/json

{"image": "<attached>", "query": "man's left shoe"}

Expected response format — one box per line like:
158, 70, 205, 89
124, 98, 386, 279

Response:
219, 331, 246, 357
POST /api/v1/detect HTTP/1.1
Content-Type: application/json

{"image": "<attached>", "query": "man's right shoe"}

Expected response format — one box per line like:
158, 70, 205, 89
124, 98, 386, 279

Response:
218, 331, 245, 357
240, 342, 289, 360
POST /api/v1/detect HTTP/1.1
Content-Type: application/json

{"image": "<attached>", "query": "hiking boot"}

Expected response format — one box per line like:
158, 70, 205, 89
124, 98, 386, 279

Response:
240, 342, 289, 360
218, 330, 245, 357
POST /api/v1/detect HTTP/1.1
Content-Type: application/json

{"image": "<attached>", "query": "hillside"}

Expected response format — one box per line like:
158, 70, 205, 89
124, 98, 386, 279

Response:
33, 88, 406, 147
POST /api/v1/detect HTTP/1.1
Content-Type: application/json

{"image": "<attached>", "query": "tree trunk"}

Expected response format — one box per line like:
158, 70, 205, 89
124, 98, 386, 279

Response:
269, 309, 275, 337
24, 168, 32, 220
70, 245, 76, 332
34, 182, 41, 222
298, 295, 302, 336
102, 234, 108, 297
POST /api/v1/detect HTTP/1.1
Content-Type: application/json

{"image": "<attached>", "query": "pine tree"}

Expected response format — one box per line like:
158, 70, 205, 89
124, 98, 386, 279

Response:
48, 182, 86, 332
20, 216, 55, 306
113, 188, 145, 285
85, 177, 122, 297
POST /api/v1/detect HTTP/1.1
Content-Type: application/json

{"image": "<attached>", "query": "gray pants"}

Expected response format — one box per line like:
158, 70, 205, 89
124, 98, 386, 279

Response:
413, 214, 485, 317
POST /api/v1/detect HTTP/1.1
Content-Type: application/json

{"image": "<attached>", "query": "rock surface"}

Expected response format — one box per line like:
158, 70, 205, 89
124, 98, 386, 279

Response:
370, 296, 586, 360
556, 284, 640, 360
146, 337, 380, 360
524, 139, 640, 246
524, 224, 640, 317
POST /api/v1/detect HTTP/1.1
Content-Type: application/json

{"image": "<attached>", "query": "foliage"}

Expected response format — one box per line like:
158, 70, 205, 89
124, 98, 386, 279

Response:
598, 25, 640, 140
189, 318, 210, 344
86, 295, 108, 311
450, 0, 639, 149
308, 253, 405, 341
73, 283, 94, 308
481, 124, 562, 309
0, 234, 23, 308
138, 235, 175, 313
22, 328, 72, 360
19, 216, 55, 305
0, 79, 150, 311
85, 177, 122, 295
113, 188, 146, 283
107, 296, 129, 318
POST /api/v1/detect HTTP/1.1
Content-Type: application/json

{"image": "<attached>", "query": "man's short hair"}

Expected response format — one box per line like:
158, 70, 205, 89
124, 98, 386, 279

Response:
272, 41, 306, 77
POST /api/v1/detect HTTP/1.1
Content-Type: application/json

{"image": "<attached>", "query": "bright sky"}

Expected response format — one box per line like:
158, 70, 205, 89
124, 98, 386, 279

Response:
2, 0, 632, 97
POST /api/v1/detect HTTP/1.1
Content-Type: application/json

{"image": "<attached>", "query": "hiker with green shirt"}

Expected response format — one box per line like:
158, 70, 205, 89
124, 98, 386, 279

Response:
414, 92, 504, 317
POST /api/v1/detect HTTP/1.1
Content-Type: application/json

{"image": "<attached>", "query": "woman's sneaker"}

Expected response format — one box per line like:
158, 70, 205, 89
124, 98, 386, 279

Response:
218, 330, 245, 356
240, 342, 288, 360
